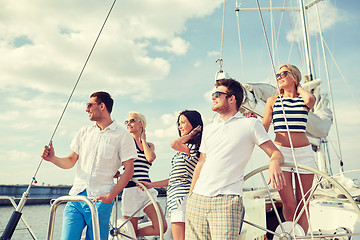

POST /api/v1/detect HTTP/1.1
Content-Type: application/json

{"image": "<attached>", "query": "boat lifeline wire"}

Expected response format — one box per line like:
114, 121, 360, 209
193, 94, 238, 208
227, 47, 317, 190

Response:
0, 1, 118, 239
254, 0, 314, 238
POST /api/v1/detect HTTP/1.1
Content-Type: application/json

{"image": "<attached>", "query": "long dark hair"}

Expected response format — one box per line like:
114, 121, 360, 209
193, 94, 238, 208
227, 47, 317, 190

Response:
177, 110, 203, 146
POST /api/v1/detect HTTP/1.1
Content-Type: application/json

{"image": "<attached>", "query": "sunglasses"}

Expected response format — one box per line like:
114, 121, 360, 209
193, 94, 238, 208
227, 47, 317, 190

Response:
124, 119, 138, 125
276, 71, 291, 80
86, 102, 100, 109
212, 91, 231, 98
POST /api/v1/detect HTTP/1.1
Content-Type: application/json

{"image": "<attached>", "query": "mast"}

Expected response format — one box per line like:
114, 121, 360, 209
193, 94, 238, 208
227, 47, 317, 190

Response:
298, 0, 314, 80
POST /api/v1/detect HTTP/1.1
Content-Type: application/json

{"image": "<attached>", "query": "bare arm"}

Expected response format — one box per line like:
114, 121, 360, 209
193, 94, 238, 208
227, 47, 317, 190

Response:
170, 135, 192, 155
259, 140, 285, 190
41, 141, 78, 169
139, 179, 169, 189
297, 85, 316, 110
97, 159, 134, 203
141, 128, 156, 163
262, 95, 276, 132
171, 125, 202, 155
189, 152, 206, 194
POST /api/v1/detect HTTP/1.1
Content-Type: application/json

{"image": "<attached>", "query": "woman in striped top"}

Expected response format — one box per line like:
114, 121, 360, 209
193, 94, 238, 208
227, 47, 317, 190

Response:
140, 110, 203, 240
121, 112, 167, 237
262, 64, 316, 234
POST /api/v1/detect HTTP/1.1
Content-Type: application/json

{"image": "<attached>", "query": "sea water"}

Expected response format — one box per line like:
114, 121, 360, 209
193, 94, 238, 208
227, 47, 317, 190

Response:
0, 197, 167, 240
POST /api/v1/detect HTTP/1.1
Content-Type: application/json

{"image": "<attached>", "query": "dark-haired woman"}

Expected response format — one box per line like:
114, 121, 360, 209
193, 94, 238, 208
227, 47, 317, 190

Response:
140, 110, 203, 240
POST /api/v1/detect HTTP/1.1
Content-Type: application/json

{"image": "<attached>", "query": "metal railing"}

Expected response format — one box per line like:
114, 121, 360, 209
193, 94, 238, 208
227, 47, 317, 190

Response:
0, 196, 37, 240
47, 195, 100, 240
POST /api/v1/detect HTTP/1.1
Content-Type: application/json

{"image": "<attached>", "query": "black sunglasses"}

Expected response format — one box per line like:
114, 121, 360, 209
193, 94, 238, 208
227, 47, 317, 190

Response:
212, 91, 231, 98
276, 71, 291, 80
86, 102, 100, 109
124, 119, 137, 125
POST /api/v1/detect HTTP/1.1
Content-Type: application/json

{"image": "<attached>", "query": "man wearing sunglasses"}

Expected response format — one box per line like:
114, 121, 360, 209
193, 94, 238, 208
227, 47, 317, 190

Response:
185, 78, 285, 239
41, 91, 137, 240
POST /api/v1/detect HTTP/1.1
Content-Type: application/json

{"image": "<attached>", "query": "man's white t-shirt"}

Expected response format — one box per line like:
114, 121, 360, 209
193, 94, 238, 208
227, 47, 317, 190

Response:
193, 112, 270, 197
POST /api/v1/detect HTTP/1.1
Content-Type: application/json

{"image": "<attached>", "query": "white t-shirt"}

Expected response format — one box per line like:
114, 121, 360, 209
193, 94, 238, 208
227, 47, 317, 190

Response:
193, 112, 270, 197
69, 120, 137, 197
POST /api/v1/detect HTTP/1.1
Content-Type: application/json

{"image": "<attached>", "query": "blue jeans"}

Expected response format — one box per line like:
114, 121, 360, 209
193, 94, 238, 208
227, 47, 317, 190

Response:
61, 190, 114, 240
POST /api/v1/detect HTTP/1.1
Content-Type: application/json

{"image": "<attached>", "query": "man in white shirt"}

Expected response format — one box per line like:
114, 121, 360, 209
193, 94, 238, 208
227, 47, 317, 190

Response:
41, 91, 137, 240
185, 79, 285, 239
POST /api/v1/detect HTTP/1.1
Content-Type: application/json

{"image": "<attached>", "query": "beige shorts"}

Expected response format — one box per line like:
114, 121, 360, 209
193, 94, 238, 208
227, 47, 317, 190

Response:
185, 193, 243, 240
276, 144, 317, 174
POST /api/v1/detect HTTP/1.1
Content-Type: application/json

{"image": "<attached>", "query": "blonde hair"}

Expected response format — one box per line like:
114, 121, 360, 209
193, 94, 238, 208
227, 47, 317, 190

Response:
129, 112, 147, 129
278, 64, 301, 87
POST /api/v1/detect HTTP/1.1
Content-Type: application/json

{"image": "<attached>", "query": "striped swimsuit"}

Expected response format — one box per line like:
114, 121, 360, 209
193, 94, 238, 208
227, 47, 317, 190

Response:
124, 140, 152, 188
167, 143, 199, 213
272, 95, 317, 173
272, 95, 308, 133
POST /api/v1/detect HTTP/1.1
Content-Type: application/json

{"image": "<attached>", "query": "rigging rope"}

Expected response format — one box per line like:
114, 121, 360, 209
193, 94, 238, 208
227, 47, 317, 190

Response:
322, 40, 360, 111
254, 0, 314, 238
314, 3, 343, 174
285, 0, 305, 67
33, 0, 118, 182
216, 0, 226, 71
8, 0, 116, 227
235, 0, 245, 81
1, 2, 118, 239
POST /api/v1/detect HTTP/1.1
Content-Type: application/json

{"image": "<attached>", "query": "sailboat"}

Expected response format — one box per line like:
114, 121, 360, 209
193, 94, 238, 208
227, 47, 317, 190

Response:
120, 1, 360, 239
210, 0, 360, 239
1, 0, 359, 239
57, 1, 360, 239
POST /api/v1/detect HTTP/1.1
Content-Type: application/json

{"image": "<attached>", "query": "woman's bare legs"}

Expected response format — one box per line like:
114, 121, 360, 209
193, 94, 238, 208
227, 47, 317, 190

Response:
278, 171, 314, 234
171, 222, 185, 240
137, 202, 168, 237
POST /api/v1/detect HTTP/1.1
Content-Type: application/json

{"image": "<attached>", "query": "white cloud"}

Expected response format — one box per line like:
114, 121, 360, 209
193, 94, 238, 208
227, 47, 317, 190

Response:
153, 126, 177, 139
0, 0, 222, 103
0, 111, 20, 121
194, 61, 202, 68
152, 112, 180, 139
0, 149, 32, 162
286, 1, 342, 42
153, 37, 190, 55
161, 112, 179, 126
207, 51, 220, 57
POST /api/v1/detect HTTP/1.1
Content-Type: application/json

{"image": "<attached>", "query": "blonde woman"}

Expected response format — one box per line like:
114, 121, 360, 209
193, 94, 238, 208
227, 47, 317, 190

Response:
121, 112, 167, 237
262, 64, 316, 233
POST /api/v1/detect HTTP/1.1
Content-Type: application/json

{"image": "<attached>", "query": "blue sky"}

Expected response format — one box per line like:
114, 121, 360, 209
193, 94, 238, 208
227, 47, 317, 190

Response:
0, 0, 359, 186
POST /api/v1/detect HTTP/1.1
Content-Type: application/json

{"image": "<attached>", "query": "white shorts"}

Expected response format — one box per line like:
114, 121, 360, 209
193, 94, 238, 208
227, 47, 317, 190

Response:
276, 144, 317, 174
170, 195, 188, 223
121, 187, 159, 217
